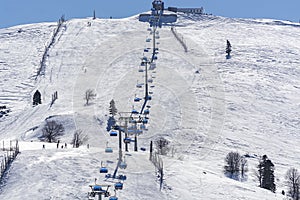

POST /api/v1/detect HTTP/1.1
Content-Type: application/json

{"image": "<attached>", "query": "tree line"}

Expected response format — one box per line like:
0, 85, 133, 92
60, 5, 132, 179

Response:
224, 151, 300, 199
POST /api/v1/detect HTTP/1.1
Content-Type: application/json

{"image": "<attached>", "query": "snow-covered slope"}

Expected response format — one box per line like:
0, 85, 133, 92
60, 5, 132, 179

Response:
0, 14, 299, 199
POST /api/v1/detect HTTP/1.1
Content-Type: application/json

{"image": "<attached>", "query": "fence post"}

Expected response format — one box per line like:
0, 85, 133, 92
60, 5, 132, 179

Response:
149, 141, 153, 161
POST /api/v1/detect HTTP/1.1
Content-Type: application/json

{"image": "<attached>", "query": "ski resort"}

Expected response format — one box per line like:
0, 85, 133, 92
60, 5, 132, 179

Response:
0, 0, 300, 199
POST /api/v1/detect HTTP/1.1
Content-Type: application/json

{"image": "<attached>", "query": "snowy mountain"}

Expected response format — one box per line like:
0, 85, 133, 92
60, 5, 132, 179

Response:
0, 14, 299, 199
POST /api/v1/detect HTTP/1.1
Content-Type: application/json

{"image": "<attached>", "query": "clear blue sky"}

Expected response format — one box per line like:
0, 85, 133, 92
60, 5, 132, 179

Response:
0, 0, 299, 28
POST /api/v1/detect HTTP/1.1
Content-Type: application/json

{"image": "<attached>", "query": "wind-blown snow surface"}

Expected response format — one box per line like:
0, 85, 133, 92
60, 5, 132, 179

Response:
0, 14, 299, 199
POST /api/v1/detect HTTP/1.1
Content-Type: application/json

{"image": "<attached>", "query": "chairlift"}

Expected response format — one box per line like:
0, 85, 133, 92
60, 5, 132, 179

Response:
110, 131, 118, 136
114, 182, 123, 190
105, 147, 113, 153
93, 185, 102, 191
109, 196, 118, 200
144, 109, 150, 115
131, 109, 139, 114
129, 119, 137, 124
100, 167, 108, 173
117, 174, 127, 181
145, 95, 152, 100
149, 63, 156, 70
105, 142, 113, 153
136, 83, 143, 88
143, 119, 148, 124
100, 161, 108, 173
124, 138, 131, 144
140, 124, 146, 130
142, 56, 148, 62
119, 161, 127, 169
134, 97, 142, 102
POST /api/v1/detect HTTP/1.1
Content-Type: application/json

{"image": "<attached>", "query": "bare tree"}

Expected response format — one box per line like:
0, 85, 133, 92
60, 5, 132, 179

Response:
155, 137, 170, 155
286, 168, 300, 200
240, 157, 248, 179
85, 89, 96, 105
71, 130, 88, 148
39, 120, 64, 143
224, 151, 241, 179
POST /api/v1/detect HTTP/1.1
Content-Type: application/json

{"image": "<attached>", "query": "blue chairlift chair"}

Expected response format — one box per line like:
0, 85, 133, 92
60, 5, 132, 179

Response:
132, 109, 139, 114
110, 131, 118, 136
100, 167, 108, 173
114, 182, 123, 190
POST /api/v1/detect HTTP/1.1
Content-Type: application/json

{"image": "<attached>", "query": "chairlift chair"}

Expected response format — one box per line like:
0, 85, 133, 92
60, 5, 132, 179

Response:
131, 109, 139, 114
109, 197, 118, 200
136, 83, 143, 88
114, 182, 123, 190
100, 167, 108, 173
140, 124, 146, 130
145, 95, 152, 100
119, 161, 127, 169
105, 147, 113, 153
124, 138, 131, 144
142, 118, 148, 124
144, 109, 150, 115
142, 56, 148, 62
110, 131, 118, 136
117, 175, 127, 181
149, 63, 156, 70
93, 185, 102, 191
134, 97, 142, 102
105, 142, 113, 153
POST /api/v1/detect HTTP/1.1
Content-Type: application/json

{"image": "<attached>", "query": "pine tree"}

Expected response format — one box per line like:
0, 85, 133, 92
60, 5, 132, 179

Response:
257, 155, 276, 192
109, 99, 118, 116
226, 40, 232, 58
33, 90, 42, 106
